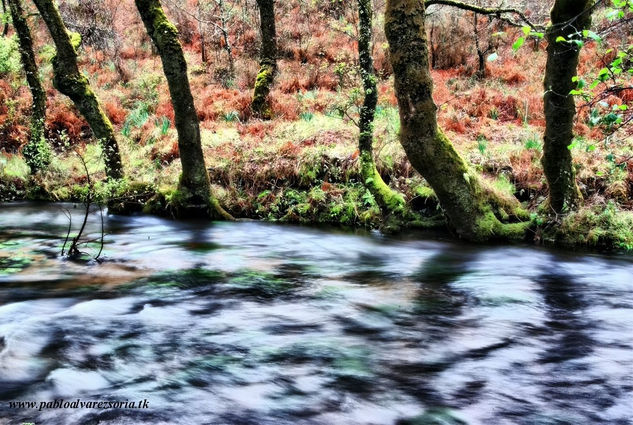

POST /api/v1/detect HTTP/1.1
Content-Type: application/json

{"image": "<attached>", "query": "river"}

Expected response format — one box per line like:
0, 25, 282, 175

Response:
0, 203, 632, 424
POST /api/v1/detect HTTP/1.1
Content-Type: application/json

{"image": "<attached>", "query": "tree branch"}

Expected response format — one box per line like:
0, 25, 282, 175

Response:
425, 0, 543, 30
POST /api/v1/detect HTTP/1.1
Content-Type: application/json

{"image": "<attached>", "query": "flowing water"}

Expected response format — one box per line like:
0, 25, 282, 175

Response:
0, 203, 632, 425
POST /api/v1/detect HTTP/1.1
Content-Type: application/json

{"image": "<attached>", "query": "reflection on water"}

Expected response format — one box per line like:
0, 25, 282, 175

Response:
0, 203, 632, 425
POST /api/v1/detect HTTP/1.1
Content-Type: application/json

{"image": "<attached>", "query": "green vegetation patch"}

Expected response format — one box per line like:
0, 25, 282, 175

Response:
546, 202, 633, 251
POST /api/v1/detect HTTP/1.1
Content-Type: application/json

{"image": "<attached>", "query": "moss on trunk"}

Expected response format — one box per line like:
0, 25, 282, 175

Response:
542, 0, 592, 214
8, 0, 49, 173
385, 0, 529, 241
358, 0, 405, 213
251, 0, 277, 119
135, 0, 232, 219
31, 0, 123, 181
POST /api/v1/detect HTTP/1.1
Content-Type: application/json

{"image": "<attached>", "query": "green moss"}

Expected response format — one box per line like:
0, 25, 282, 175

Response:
360, 150, 405, 213
414, 185, 436, 200
546, 202, 633, 251
69, 31, 82, 51
252, 63, 275, 119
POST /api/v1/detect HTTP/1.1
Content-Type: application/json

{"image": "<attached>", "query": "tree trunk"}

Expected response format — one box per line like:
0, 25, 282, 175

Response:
473, 13, 486, 78
31, 0, 123, 180
2, 0, 9, 37
429, 21, 437, 69
358, 0, 404, 212
542, 0, 592, 214
134, 0, 232, 219
8, 0, 49, 173
384, 0, 528, 241
197, 0, 207, 64
217, 0, 234, 83
251, 0, 277, 119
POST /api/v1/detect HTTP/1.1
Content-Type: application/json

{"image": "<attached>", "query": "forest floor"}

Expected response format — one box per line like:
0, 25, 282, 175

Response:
1, 2, 633, 251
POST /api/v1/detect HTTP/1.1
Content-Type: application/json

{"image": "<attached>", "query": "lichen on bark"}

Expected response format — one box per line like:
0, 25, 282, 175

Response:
385, 0, 529, 241
542, 0, 592, 215
135, 0, 232, 219
31, 0, 123, 181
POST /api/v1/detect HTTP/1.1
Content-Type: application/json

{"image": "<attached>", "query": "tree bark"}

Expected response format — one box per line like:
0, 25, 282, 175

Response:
385, 0, 528, 241
358, 0, 404, 212
2, 0, 9, 37
473, 13, 486, 78
197, 0, 207, 64
542, 0, 592, 214
31, 0, 123, 180
217, 0, 234, 83
8, 0, 49, 173
251, 0, 277, 119
134, 0, 232, 219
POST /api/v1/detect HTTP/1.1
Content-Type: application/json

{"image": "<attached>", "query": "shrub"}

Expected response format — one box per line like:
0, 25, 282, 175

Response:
0, 36, 21, 76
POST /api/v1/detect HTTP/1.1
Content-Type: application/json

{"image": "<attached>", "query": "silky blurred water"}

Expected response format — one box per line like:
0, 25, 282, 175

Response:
0, 202, 632, 425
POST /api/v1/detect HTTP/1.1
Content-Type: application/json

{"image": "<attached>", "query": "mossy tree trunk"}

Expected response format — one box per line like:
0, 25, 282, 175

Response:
251, 0, 277, 119
8, 0, 49, 173
542, 0, 592, 215
31, 0, 123, 180
357, 0, 404, 213
385, 0, 528, 241
135, 0, 232, 219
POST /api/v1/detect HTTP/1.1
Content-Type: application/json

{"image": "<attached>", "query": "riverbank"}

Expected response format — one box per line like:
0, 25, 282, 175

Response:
2, 111, 633, 252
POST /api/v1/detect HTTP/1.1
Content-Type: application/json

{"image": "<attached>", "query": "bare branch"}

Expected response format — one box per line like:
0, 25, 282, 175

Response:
425, 0, 543, 30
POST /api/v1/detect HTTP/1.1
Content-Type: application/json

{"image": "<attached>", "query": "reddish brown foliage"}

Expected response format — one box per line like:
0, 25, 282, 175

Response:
46, 104, 88, 148
279, 141, 300, 157
620, 88, 633, 103
491, 94, 520, 122
444, 116, 468, 134
104, 101, 127, 125
237, 121, 274, 140
270, 92, 300, 120
156, 101, 175, 123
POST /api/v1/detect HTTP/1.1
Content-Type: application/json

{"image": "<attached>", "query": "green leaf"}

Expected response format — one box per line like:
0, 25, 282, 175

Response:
556, 36, 567, 43
582, 30, 601, 42
522, 26, 531, 36
512, 37, 525, 51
